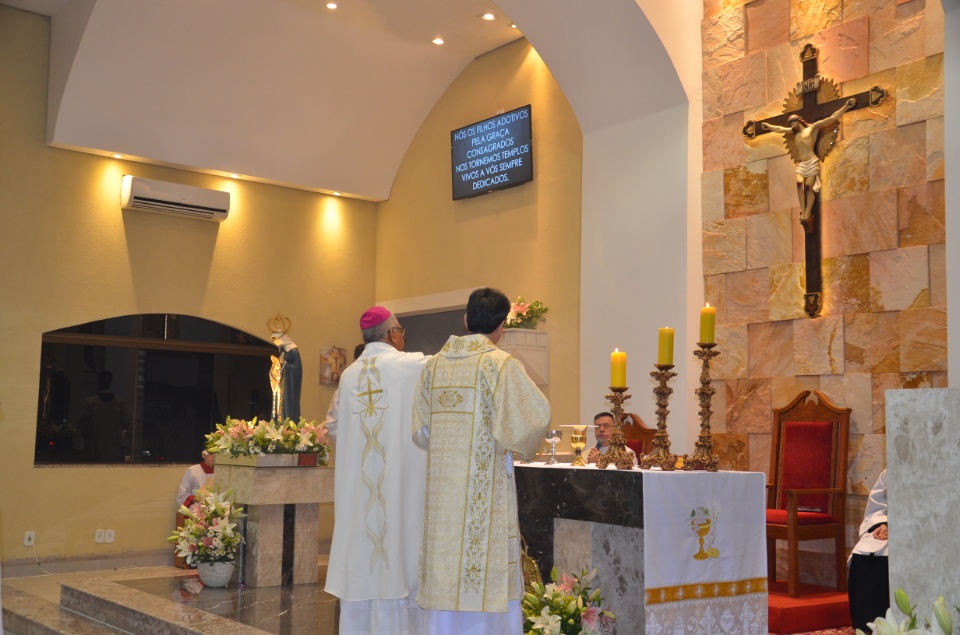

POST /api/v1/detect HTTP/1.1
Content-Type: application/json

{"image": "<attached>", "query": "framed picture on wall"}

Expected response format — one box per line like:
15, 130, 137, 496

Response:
320, 346, 347, 385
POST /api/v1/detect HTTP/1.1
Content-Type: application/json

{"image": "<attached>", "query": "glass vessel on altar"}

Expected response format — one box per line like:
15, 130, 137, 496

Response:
544, 430, 563, 465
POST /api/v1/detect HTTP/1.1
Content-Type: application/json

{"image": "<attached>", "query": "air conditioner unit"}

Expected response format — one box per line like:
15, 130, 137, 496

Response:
121, 175, 229, 222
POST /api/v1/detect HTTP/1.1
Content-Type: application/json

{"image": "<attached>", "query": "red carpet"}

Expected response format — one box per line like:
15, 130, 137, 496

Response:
768, 581, 852, 635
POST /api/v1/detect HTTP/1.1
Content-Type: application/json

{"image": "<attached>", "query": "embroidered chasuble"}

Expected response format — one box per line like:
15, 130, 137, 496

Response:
415, 333, 551, 613
325, 342, 429, 602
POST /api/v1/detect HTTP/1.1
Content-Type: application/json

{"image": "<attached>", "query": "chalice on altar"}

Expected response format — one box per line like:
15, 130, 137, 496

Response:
569, 425, 588, 466
544, 430, 563, 465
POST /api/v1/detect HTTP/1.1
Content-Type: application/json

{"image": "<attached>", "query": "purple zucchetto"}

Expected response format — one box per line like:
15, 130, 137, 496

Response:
359, 306, 392, 329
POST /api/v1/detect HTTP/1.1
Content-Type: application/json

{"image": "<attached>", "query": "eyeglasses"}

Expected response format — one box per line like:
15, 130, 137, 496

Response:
390, 326, 406, 336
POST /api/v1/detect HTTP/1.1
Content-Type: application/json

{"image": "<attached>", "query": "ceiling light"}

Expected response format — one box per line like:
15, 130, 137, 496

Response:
230, 173, 241, 179
481, 13, 496, 21
432, 37, 444, 45
326, 2, 337, 8
510, 23, 517, 29
112, 153, 123, 159
333, 191, 341, 196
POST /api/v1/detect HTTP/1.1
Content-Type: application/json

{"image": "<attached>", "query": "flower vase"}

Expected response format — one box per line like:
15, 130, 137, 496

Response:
197, 561, 235, 587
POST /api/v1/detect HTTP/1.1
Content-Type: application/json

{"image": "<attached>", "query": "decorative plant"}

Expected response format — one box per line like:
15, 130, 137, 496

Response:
205, 416, 329, 463
168, 488, 244, 565
506, 296, 549, 329
522, 567, 616, 635
858, 589, 958, 635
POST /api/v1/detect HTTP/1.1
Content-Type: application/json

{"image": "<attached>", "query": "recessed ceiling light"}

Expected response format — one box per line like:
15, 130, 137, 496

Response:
230, 173, 241, 179
432, 37, 444, 45
481, 13, 496, 21
333, 191, 341, 196
326, 2, 337, 8
111, 153, 123, 159
510, 23, 517, 29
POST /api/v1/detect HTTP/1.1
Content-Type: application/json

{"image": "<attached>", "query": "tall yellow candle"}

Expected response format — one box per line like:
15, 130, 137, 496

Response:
699, 303, 716, 344
610, 349, 627, 388
657, 328, 674, 365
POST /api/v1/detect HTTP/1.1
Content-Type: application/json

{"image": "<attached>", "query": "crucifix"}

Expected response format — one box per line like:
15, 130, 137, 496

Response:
743, 44, 885, 317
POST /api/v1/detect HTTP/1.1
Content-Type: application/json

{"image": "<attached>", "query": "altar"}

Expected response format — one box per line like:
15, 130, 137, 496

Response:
516, 464, 768, 635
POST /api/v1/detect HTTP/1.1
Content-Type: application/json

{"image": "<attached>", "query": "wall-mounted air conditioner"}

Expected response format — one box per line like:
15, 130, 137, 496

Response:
121, 175, 230, 222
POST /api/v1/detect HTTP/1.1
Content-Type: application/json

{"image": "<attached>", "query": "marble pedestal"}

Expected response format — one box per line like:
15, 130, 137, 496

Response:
216, 461, 333, 587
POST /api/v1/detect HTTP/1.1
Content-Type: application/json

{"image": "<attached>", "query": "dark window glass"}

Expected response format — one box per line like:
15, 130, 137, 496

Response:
36, 315, 274, 465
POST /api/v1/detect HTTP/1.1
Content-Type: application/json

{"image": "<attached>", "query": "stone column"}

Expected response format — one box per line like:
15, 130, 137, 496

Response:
885, 389, 960, 609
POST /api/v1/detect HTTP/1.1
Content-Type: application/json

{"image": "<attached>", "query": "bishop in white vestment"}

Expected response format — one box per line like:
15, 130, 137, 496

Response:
413, 288, 551, 634
325, 307, 429, 635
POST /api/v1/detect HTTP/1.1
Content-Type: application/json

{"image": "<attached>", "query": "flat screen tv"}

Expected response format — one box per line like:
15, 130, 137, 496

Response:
451, 104, 533, 200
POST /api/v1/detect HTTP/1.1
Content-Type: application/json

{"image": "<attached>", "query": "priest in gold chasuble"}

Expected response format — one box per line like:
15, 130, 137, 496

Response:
413, 288, 551, 634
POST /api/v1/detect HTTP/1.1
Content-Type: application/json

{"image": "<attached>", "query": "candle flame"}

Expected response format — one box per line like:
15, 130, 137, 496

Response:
614, 348, 619, 353
705, 302, 711, 308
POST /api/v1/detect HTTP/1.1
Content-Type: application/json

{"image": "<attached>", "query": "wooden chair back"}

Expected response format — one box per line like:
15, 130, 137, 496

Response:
621, 412, 656, 456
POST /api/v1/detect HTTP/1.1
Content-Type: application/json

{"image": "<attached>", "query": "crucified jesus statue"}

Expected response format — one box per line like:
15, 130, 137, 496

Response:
762, 97, 856, 232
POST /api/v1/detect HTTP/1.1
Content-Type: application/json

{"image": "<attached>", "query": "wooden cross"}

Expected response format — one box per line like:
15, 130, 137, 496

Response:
742, 44, 885, 318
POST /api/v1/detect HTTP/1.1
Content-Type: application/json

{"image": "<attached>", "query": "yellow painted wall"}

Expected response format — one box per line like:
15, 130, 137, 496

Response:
376, 39, 583, 429
0, 7, 376, 563
1, 13, 584, 566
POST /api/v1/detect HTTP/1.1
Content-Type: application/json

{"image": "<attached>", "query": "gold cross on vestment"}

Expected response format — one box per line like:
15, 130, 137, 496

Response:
357, 377, 384, 417
742, 44, 885, 318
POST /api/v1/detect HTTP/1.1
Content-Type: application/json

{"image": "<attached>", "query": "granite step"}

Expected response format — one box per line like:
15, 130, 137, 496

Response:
3, 557, 332, 635
59, 576, 267, 635
2, 585, 127, 635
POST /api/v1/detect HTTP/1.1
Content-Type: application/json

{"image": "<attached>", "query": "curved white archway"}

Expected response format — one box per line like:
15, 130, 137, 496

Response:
497, 0, 703, 446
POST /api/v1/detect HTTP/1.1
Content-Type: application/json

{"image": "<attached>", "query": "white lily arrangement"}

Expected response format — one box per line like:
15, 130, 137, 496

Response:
205, 416, 329, 462
522, 567, 615, 635
168, 488, 244, 565
859, 589, 958, 635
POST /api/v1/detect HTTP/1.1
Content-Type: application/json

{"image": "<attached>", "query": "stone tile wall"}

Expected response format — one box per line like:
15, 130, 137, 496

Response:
701, 0, 945, 586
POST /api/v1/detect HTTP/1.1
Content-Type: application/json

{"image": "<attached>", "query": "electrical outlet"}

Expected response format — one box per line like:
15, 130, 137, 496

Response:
104, 529, 115, 543
95, 529, 105, 543
23, 531, 35, 547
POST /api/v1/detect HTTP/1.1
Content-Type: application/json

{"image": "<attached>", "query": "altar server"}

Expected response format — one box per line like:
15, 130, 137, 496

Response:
176, 450, 215, 508
325, 307, 429, 635
414, 287, 551, 634
848, 469, 889, 633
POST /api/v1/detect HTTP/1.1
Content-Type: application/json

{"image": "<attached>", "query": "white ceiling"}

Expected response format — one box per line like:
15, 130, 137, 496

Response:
4, 0, 690, 202
3, 0, 525, 201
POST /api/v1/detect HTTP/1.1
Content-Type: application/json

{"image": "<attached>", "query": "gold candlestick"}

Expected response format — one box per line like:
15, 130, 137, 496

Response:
683, 342, 720, 472
640, 364, 678, 470
597, 387, 636, 470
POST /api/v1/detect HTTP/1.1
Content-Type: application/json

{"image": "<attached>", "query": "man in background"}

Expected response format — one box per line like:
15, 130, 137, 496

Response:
587, 411, 637, 466
413, 287, 551, 634
325, 307, 429, 635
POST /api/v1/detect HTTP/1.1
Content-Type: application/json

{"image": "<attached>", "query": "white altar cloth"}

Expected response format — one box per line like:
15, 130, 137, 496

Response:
642, 470, 767, 635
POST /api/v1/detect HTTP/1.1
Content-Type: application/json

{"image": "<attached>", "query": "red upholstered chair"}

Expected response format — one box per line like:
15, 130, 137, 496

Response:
767, 390, 850, 598
621, 413, 656, 457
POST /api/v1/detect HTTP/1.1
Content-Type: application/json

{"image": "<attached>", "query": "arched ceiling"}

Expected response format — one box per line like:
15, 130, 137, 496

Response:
3, 0, 688, 201
493, 0, 687, 135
